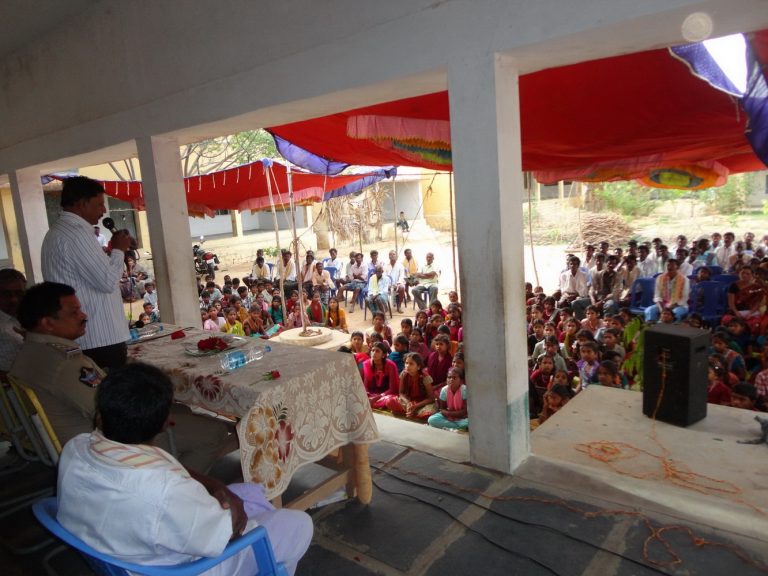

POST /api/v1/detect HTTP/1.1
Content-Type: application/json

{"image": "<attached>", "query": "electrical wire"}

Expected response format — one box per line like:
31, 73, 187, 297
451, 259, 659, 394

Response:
370, 462, 670, 576
370, 477, 564, 576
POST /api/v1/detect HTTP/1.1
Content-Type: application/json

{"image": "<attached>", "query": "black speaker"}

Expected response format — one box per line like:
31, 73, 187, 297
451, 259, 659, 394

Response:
642, 324, 709, 426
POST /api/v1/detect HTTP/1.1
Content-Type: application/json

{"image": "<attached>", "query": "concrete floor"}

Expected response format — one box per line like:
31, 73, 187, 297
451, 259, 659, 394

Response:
2, 401, 767, 575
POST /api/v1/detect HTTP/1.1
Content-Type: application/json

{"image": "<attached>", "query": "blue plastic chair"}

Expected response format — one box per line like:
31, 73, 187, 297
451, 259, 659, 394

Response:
707, 265, 723, 276
324, 266, 338, 298
628, 277, 656, 315
33, 498, 288, 576
689, 280, 727, 327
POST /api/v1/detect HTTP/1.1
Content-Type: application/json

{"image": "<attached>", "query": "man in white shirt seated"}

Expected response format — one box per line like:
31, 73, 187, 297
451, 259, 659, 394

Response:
57, 362, 313, 576
383, 250, 406, 313
366, 265, 392, 315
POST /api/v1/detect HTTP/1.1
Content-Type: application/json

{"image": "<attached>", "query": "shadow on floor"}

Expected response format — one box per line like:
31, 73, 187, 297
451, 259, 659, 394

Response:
2, 440, 766, 575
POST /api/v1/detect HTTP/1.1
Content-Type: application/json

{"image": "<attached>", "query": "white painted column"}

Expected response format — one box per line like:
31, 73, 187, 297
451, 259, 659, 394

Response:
231, 210, 244, 237
136, 136, 199, 327
8, 168, 47, 282
448, 53, 529, 473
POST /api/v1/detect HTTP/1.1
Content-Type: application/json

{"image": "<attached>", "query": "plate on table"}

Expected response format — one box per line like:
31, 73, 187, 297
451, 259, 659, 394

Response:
184, 335, 248, 357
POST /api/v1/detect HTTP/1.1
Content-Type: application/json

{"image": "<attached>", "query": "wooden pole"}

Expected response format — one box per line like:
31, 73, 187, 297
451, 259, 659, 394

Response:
392, 179, 399, 255
265, 163, 288, 323
287, 166, 308, 334
448, 172, 458, 293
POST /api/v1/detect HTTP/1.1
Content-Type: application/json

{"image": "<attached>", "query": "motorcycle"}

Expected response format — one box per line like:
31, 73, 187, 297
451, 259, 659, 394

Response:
193, 237, 220, 279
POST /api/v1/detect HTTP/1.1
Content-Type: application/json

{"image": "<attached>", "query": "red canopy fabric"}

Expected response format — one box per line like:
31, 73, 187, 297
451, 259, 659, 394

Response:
71, 162, 382, 217
269, 30, 768, 181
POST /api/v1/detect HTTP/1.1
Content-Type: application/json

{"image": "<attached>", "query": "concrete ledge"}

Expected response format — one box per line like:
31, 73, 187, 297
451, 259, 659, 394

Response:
520, 387, 768, 546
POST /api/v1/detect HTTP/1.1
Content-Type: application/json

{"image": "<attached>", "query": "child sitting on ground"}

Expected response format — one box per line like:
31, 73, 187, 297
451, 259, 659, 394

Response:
203, 305, 220, 332
531, 322, 557, 359
427, 334, 453, 393
363, 342, 401, 410
409, 328, 432, 359
580, 305, 603, 335
143, 281, 158, 312
425, 314, 443, 348
388, 335, 409, 373
528, 319, 545, 357
270, 296, 285, 326
444, 303, 462, 341
576, 341, 600, 388
389, 352, 436, 420
538, 384, 575, 424
596, 360, 627, 389
529, 355, 555, 417
369, 311, 393, 345
707, 363, 732, 405
400, 318, 413, 339
600, 328, 626, 362
730, 382, 760, 411
221, 307, 245, 336
536, 335, 568, 373
561, 318, 579, 359
452, 351, 465, 373
428, 367, 468, 431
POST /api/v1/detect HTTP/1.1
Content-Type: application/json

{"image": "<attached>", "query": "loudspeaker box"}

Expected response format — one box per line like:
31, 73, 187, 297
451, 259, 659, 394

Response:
642, 323, 709, 427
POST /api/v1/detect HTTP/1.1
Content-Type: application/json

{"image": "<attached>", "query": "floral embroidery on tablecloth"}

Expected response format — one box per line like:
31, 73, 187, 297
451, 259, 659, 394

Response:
194, 374, 224, 402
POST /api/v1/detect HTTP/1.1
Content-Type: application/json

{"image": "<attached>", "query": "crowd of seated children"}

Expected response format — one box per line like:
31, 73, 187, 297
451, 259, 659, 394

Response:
333, 290, 468, 431
524, 232, 768, 422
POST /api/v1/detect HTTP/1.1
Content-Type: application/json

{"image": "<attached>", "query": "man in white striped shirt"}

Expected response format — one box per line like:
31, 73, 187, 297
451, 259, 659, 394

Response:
41, 177, 133, 369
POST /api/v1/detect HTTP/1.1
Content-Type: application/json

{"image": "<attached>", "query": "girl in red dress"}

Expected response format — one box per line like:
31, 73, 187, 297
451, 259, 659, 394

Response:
388, 352, 436, 420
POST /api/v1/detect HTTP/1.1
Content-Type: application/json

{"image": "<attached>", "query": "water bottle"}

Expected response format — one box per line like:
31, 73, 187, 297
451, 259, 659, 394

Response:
219, 345, 270, 372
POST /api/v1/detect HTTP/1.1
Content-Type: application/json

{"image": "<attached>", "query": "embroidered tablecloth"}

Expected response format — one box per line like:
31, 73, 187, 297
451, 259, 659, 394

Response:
128, 327, 379, 499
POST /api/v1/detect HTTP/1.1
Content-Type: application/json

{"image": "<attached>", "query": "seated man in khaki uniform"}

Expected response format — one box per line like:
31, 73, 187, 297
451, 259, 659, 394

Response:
10, 282, 234, 473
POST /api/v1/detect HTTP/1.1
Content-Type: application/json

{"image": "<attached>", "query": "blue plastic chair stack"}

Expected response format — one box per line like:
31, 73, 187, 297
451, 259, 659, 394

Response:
628, 277, 656, 315
689, 280, 727, 327
32, 498, 288, 576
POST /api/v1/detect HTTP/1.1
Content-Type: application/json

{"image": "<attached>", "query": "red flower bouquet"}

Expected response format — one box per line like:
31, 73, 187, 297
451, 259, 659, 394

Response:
197, 337, 229, 352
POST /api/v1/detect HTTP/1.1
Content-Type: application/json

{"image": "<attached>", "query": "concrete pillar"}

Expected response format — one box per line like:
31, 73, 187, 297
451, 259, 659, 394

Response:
135, 209, 151, 251
448, 53, 529, 473
0, 186, 24, 270
231, 210, 244, 237
8, 168, 47, 282
136, 136, 199, 327
558, 180, 565, 200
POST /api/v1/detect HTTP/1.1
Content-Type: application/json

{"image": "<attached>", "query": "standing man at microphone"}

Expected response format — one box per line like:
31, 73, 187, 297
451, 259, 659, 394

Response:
41, 176, 133, 369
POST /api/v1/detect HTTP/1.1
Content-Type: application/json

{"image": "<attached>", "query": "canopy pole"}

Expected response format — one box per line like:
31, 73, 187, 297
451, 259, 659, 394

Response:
392, 178, 399, 255
526, 172, 540, 287
287, 166, 308, 334
264, 163, 288, 323
449, 172, 458, 293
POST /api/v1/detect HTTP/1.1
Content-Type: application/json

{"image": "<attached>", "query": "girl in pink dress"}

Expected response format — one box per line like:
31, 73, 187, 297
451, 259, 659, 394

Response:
362, 342, 400, 410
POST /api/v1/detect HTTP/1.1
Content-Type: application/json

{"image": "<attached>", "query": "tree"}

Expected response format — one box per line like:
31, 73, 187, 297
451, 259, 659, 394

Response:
107, 129, 279, 180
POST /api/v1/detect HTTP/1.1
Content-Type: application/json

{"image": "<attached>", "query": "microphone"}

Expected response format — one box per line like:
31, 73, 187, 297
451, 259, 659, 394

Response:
102, 217, 117, 234
102, 217, 138, 250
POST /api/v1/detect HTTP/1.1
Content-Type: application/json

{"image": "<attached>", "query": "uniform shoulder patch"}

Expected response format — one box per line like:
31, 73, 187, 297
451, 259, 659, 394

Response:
46, 342, 81, 358
78, 367, 103, 388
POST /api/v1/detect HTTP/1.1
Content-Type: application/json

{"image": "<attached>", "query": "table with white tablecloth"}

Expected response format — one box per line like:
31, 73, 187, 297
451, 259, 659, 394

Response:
127, 326, 378, 506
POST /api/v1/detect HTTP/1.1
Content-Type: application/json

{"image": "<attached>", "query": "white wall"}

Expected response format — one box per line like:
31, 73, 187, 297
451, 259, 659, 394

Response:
241, 208, 306, 232
189, 215, 233, 238
2, 0, 764, 174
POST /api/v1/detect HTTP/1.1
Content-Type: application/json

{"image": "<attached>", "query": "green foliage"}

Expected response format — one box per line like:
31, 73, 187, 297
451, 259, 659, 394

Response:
621, 316, 646, 390
261, 246, 281, 258
592, 181, 657, 217
761, 199, 768, 216
702, 174, 748, 215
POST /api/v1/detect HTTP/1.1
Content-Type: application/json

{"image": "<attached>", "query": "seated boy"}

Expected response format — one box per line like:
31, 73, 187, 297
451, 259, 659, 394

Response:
57, 363, 312, 575
576, 341, 600, 389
